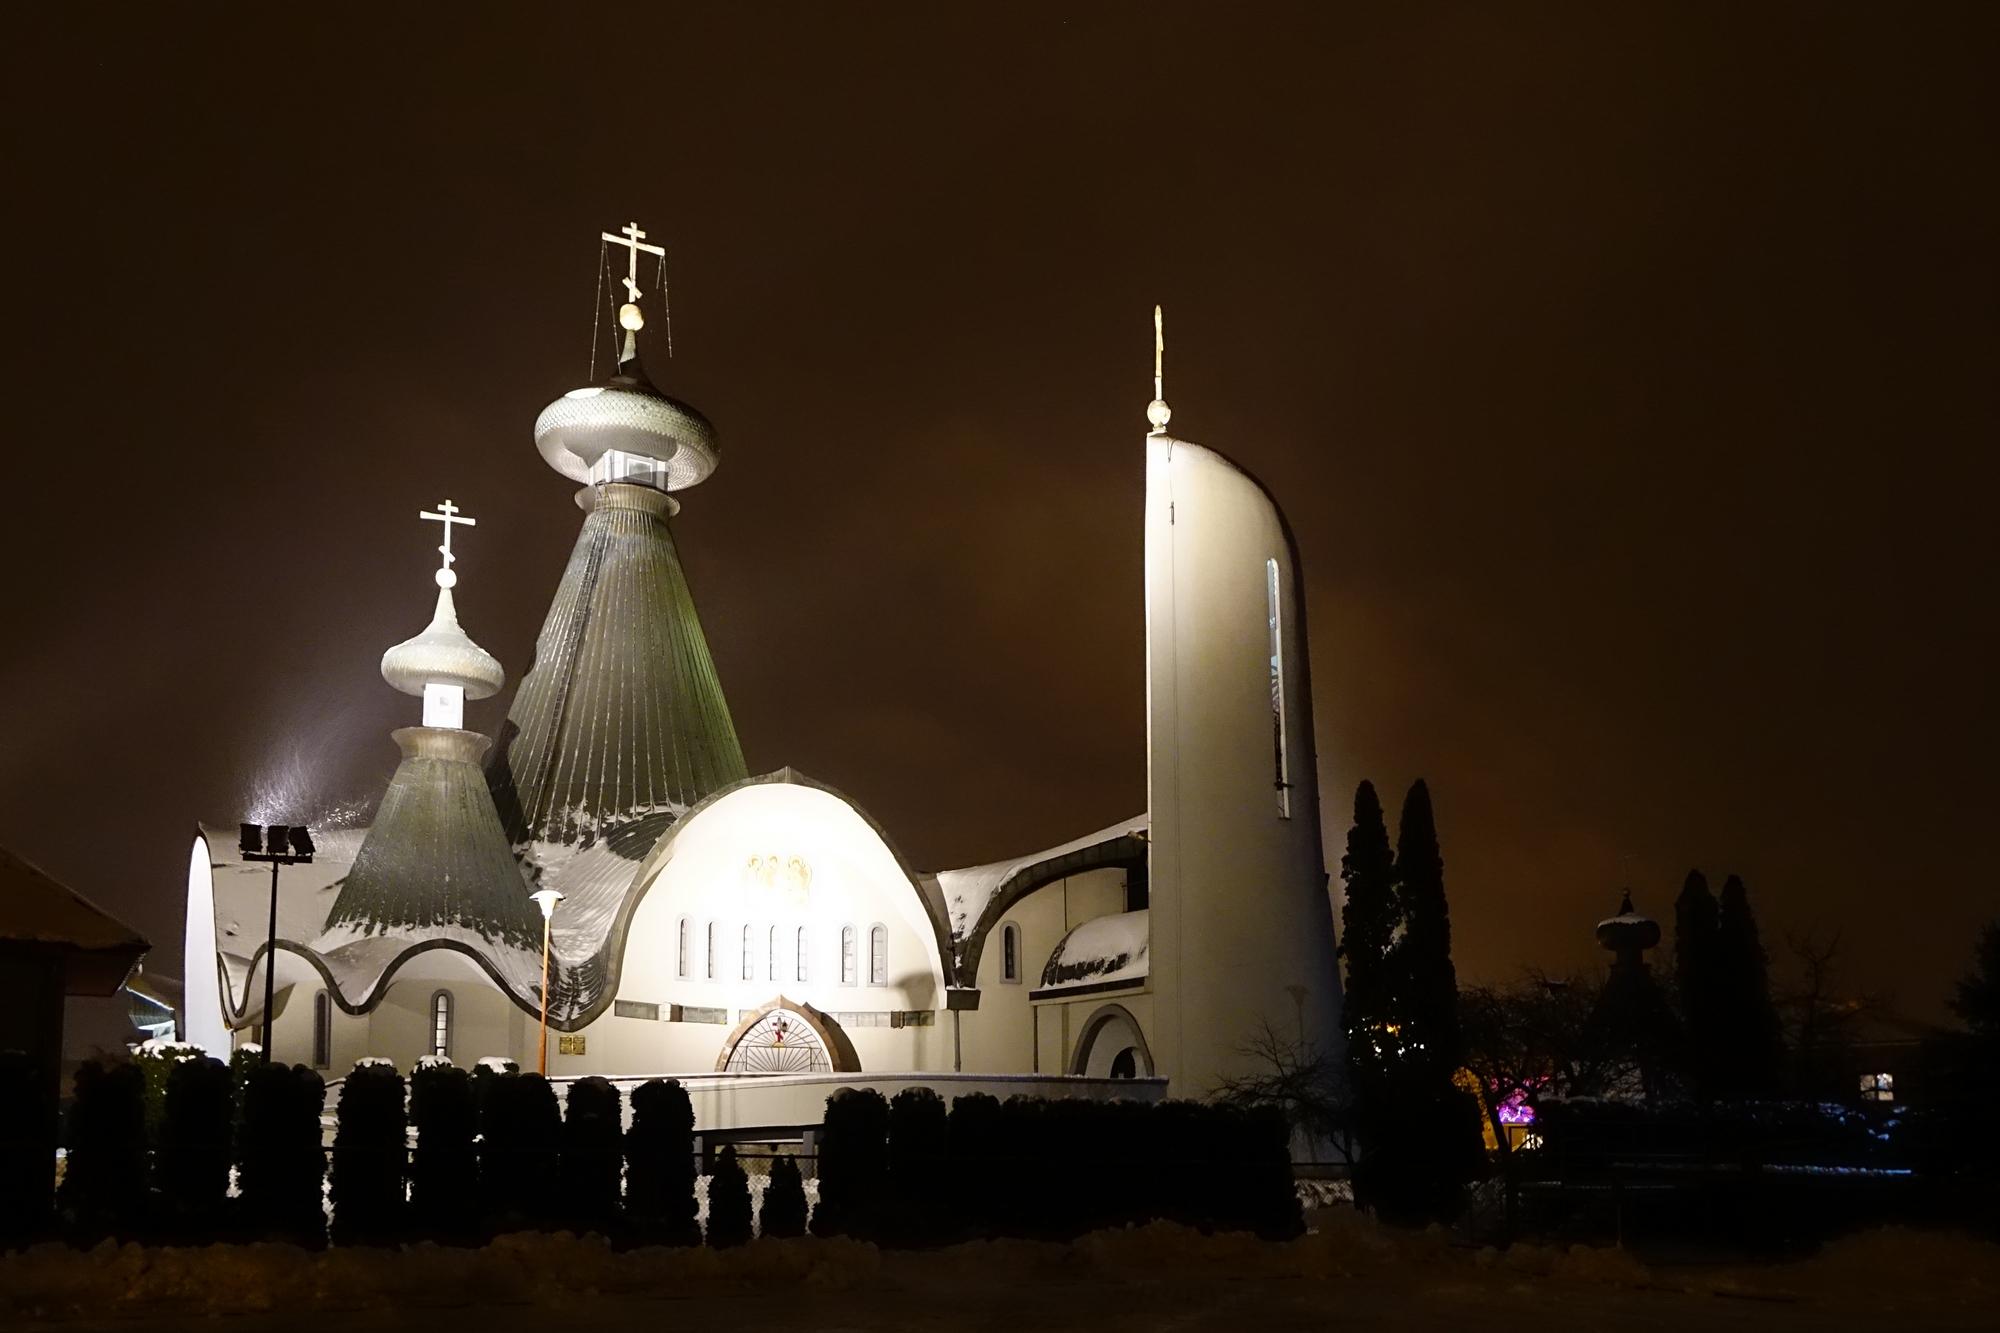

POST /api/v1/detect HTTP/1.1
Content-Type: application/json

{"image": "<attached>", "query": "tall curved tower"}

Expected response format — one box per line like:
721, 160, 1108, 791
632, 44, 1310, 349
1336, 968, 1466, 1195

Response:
486, 224, 748, 1017
1141, 312, 1345, 1095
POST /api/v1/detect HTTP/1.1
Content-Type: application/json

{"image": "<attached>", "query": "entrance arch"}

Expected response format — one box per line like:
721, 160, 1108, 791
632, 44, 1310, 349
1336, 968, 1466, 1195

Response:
1068, 1002, 1153, 1079
716, 997, 861, 1073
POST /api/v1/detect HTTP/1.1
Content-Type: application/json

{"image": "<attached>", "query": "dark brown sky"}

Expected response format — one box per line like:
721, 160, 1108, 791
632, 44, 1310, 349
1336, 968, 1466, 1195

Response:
3, 5, 1995, 1019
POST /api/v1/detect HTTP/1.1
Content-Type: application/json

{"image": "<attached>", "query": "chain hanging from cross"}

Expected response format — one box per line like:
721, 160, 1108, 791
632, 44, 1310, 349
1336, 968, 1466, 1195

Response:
420, 500, 477, 588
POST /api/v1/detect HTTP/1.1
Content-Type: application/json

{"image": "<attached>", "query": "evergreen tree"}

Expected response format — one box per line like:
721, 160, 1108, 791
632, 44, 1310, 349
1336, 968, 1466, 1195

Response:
1713, 875, 1785, 1096
235, 1062, 326, 1245
156, 1055, 233, 1237
625, 1078, 700, 1245
1674, 869, 1724, 1093
704, 1145, 754, 1248
57, 1060, 149, 1239
330, 1061, 407, 1245
1392, 780, 1461, 1068
1948, 921, 2000, 1037
1339, 780, 1397, 1087
560, 1076, 625, 1234
811, 1087, 888, 1239
408, 1060, 478, 1241
758, 1153, 809, 1238
886, 1086, 950, 1245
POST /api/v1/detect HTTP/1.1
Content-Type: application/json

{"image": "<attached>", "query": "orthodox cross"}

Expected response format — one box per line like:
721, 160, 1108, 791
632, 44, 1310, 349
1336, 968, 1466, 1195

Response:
420, 500, 477, 578
602, 221, 666, 304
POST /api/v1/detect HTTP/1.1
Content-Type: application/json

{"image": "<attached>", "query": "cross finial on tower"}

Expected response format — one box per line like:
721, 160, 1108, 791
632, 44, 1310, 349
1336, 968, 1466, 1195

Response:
1146, 304, 1172, 435
420, 500, 477, 588
602, 220, 667, 322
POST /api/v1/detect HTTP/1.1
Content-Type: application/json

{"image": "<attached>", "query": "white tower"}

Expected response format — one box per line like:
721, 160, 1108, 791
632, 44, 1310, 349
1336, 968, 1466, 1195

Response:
1142, 309, 1345, 1095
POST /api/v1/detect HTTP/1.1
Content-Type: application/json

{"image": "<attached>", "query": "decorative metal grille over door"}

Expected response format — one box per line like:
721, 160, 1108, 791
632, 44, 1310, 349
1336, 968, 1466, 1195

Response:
721, 1008, 832, 1074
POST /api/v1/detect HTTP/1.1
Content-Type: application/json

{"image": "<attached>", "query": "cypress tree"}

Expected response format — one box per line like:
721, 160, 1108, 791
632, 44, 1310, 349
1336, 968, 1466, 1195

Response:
236, 1062, 326, 1245
157, 1055, 233, 1238
704, 1145, 753, 1248
945, 1091, 1002, 1237
1339, 780, 1398, 1090
886, 1086, 949, 1245
1675, 869, 1725, 1093
57, 1060, 149, 1240
560, 1076, 625, 1234
0, 1052, 50, 1246
1392, 780, 1461, 1068
758, 1153, 809, 1238
1949, 921, 2000, 1037
408, 1060, 478, 1241
625, 1078, 700, 1245
330, 1060, 407, 1245
1714, 875, 1785, 1096
811, 1087, 888, 1239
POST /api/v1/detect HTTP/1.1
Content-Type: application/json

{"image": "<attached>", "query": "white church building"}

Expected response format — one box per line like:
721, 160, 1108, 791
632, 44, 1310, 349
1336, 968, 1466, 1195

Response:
181, 232, 1342, 1137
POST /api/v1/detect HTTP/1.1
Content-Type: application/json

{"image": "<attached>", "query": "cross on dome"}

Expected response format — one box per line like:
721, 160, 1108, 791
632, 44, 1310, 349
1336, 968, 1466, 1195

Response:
420, 500, 477, 588
603, 221, 666, 311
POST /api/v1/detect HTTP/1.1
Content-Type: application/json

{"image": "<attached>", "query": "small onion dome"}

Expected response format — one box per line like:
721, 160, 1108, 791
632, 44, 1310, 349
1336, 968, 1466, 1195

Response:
533, 351, 718, 491
1596, 892, 1661, 955
380, 588, 505, 699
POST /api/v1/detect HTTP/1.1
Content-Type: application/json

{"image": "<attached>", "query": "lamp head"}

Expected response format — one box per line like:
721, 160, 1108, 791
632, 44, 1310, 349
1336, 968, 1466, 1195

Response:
288, 826, 315, 858
266, 825, 291, 857
530, 888, 564, 922
238, 823, 264, 856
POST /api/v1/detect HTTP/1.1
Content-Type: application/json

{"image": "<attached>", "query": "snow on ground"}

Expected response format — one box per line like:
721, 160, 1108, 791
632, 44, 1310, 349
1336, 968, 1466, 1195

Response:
2, 1215, 1995, 1328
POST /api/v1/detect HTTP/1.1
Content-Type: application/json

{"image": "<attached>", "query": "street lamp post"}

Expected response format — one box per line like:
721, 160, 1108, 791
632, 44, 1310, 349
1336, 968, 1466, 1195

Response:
238, 822, 315, 1062
530, 889, 563, 1075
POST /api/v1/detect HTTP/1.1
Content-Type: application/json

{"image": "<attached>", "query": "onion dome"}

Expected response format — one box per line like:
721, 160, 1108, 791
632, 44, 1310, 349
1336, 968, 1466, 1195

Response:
1596, 892, 1661, 958
533, 341, 718, 492
381, 587, 505, 699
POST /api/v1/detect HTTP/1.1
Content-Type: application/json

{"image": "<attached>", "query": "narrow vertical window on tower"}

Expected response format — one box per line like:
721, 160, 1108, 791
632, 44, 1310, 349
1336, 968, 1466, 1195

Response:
1267, 557, 1291, 818
870, 924, 888, 986
741, 925, 754, 980
312, 991, 332, 1069
677, 917, 689, 978
840, 925, 857, 985
796, 927, 810, 982
706, 921, 717, 980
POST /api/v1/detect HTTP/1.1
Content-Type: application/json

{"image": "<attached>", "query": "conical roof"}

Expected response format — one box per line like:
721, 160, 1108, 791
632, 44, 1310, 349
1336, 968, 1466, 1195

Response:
487, 479, 747, 892
316, 727, 543, 1004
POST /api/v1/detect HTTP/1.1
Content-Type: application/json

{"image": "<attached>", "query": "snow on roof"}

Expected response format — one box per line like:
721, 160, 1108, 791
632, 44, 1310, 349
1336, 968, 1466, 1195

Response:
935, 814, 1147, 941
1037, 908, 1148, 994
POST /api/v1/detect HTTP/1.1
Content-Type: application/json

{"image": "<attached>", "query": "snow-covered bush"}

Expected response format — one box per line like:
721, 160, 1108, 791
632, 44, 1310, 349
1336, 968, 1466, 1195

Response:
408, 1059, 477, 1241
625, 1078, 700, 1246
57, 1061, 148, 1240
236, 1062, 325, 1245
812, 1087, 888, 1240
330, 1060, 406, 1244
559, 1075, 623, 1231
157, 1055, 232, 1235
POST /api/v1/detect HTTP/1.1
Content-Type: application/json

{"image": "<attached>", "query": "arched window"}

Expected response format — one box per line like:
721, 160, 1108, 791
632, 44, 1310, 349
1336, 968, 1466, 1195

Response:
869, 924, 888, 986
1000, 922, 1022, 984
311, 990, 332, 1068
839, 925, 857, 985
741, 924, 754, 980
706, 921, 717, 980
677, 917, 690, 978
796, 926, 810, 982
768, 925, 779, 981
430, 990, 453, 1060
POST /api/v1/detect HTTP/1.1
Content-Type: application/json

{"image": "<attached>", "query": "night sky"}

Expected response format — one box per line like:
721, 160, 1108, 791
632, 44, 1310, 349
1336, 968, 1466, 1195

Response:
4, 6, 1995, 1021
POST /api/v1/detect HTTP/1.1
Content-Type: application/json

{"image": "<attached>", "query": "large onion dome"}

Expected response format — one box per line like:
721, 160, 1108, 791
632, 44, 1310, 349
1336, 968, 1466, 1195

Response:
532, 348, 719, 492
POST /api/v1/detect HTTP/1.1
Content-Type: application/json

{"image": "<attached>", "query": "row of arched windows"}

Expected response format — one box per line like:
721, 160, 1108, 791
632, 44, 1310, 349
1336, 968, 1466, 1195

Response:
311, 987, 456, 1069
676, 918, 889, 986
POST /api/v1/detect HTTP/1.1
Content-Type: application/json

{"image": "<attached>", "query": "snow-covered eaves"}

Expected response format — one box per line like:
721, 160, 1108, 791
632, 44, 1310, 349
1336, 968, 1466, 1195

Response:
936, 814, 1147, 944
1032, 909, 1148, 999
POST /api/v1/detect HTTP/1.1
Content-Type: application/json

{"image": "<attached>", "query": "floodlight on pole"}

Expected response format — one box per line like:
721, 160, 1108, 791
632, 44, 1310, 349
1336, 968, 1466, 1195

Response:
530, 888, 564, 1075
239, 822, 315, 1062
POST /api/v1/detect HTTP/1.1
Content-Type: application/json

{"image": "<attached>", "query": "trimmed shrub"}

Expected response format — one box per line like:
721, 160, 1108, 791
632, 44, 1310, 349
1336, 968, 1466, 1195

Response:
408, 1059, 479, 1241
479, 1071, 561, 1229
625, 1078, 700, 1246
57, 1060, 149, 1239
560, 1076, 624, 1234
945, 1090, 1002, 1238
705, 1145, 753, 1248
811, 1087, 888, 1239
236, 1062, 326, 1245
1236, 1102, 1305, 1239
758, 1153, 809, 1238
0, 1050, 54, 1245
157, 1055, 234, 1236
331, 1060, 407, 1244
886, 1086, 950, 1245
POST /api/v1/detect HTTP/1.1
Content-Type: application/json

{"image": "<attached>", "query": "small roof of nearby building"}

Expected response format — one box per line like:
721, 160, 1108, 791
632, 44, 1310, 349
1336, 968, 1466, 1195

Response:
0, 843, 150, 995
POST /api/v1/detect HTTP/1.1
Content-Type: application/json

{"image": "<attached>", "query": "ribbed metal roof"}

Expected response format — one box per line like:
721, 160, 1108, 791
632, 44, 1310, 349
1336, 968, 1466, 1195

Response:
320, 727, 541, 959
